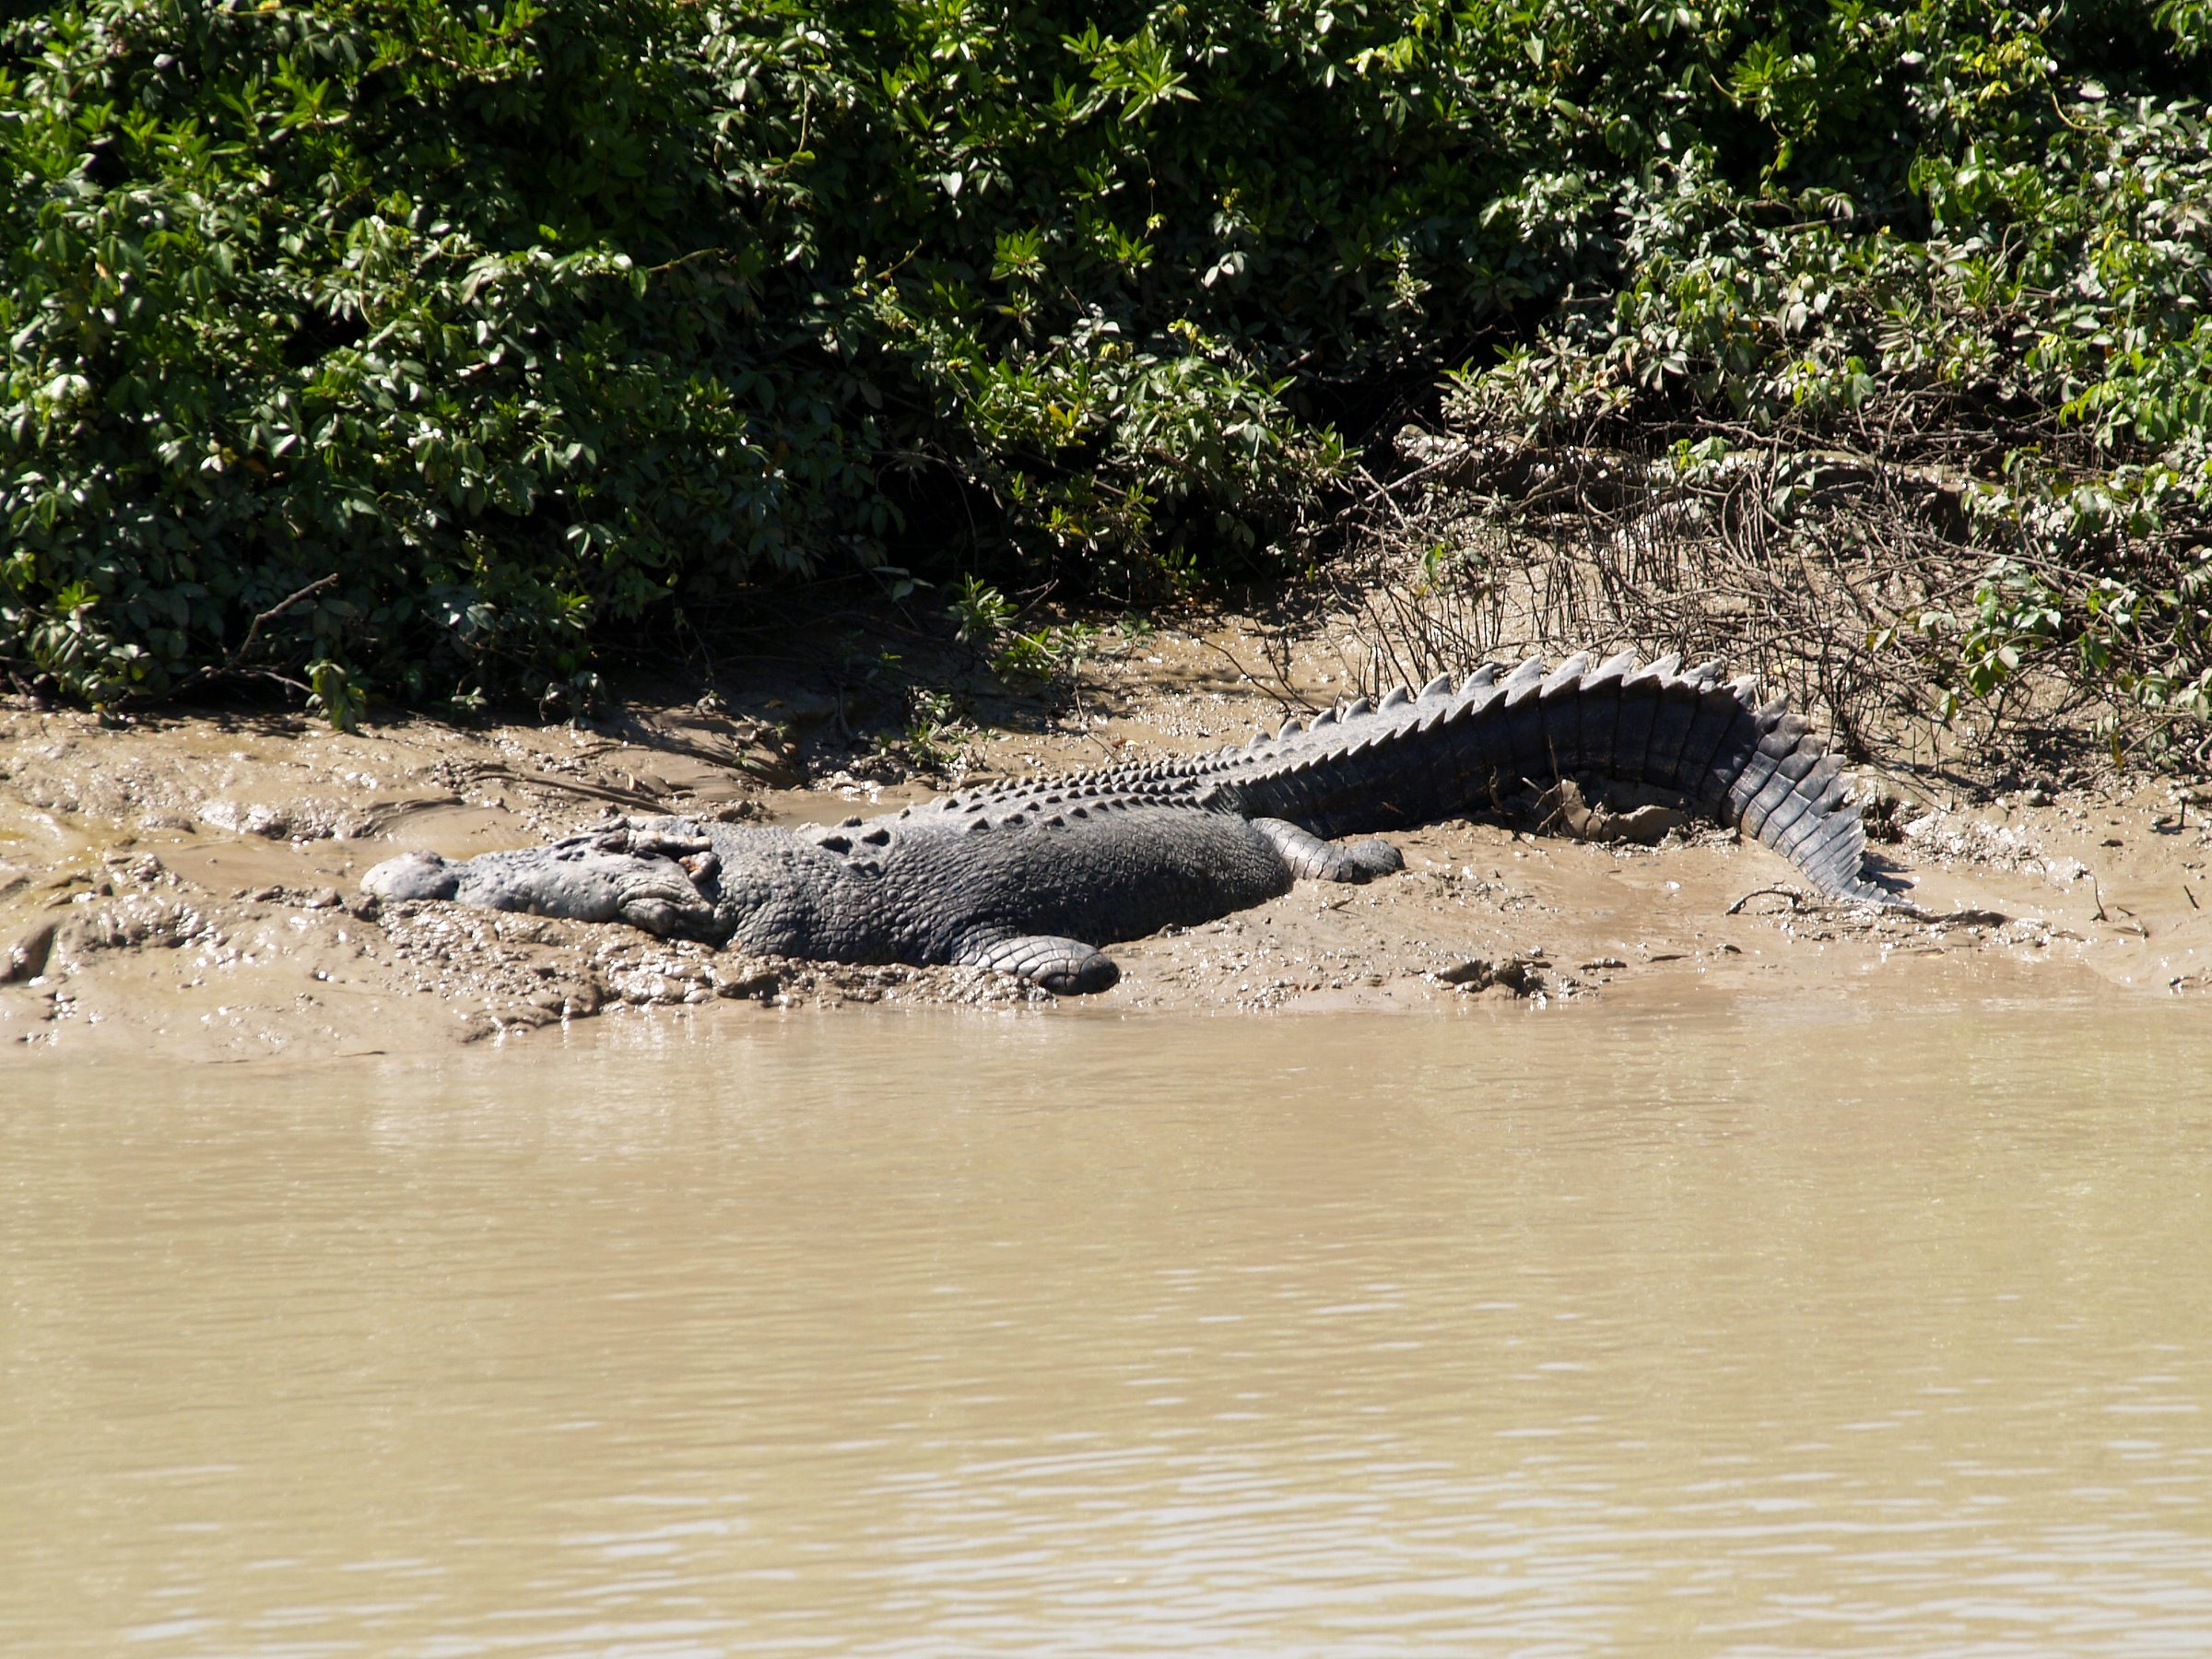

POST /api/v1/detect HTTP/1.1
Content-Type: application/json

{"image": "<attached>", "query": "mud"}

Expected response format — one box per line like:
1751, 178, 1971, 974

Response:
6, 617, 2211, 1057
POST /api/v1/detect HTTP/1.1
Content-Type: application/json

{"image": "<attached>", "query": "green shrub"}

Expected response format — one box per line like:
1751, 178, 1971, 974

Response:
1444, 2, 2212, 732
2, 0, 2206, 716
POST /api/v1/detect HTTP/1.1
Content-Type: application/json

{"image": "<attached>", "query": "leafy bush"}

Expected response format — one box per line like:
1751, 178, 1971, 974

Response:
1447, 1, 2212, 734
2, 0, 2206, 718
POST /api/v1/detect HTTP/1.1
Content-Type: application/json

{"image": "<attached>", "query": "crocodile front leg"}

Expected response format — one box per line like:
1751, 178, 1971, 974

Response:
1251, 818, 1405, 883
959, 934, 1122, 995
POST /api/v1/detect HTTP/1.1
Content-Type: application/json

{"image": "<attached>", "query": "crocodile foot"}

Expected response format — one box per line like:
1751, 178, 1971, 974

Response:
1252, 818, 1405, 883
961, 934, 1121, 995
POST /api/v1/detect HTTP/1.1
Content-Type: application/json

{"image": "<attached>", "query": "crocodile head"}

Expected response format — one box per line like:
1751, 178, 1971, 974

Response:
361, 839, 720, 938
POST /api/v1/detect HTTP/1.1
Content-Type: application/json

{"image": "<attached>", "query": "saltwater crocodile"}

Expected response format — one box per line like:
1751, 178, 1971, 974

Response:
362, 651, 1900, 993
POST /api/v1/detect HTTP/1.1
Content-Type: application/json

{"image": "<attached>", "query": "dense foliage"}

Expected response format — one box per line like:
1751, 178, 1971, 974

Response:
1, 0, 2206, 717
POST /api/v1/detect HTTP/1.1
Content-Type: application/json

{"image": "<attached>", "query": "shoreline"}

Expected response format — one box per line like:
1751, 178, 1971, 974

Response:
7, 614, 2209, 1060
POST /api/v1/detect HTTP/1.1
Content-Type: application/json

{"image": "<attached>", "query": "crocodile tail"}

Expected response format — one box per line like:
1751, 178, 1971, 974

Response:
1235, 653, 1897, 904
1534, 653, 1897, 902
1527, 653, 1895, 902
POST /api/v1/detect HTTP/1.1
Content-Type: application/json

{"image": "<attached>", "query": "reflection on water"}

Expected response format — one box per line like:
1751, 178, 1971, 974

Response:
5, 997, 2212, 1655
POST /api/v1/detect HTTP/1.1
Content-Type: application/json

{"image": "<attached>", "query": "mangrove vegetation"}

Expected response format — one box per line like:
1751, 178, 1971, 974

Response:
2, 0, 2206, 744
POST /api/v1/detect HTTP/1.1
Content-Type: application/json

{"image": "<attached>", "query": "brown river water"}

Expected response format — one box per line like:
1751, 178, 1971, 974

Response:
6, 994, 2211, 1655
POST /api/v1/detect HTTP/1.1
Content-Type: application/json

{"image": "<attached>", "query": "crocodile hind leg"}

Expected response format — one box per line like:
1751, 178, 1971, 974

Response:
1251, 818, 1405, 883
959, 934, 1122, 995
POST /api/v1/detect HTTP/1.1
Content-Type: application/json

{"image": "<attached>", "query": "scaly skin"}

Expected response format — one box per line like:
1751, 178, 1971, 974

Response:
362, 651, 1903, 994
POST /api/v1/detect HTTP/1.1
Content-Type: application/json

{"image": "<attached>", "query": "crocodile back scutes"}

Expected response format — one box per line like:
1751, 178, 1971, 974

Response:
910, 652, 1894, 904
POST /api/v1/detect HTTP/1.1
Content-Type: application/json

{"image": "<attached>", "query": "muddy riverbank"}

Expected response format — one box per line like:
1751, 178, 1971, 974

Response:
6, 611, 2210, 1057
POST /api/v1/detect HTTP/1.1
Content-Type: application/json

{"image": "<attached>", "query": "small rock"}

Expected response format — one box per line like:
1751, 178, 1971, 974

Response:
1435, 954, 1542, 996
2, 922, 58, 985
1599, 805, 1688, 845
1489, 957, 1542, 995
202, 802, 293, 839
712, 966, 782, 1001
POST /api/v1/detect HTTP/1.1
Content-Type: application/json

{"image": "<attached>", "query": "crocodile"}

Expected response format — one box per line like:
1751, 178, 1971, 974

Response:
362, 650, 1900, 994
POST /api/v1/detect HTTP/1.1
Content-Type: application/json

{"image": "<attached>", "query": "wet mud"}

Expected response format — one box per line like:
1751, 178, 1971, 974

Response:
6, 619, 2211, 1057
